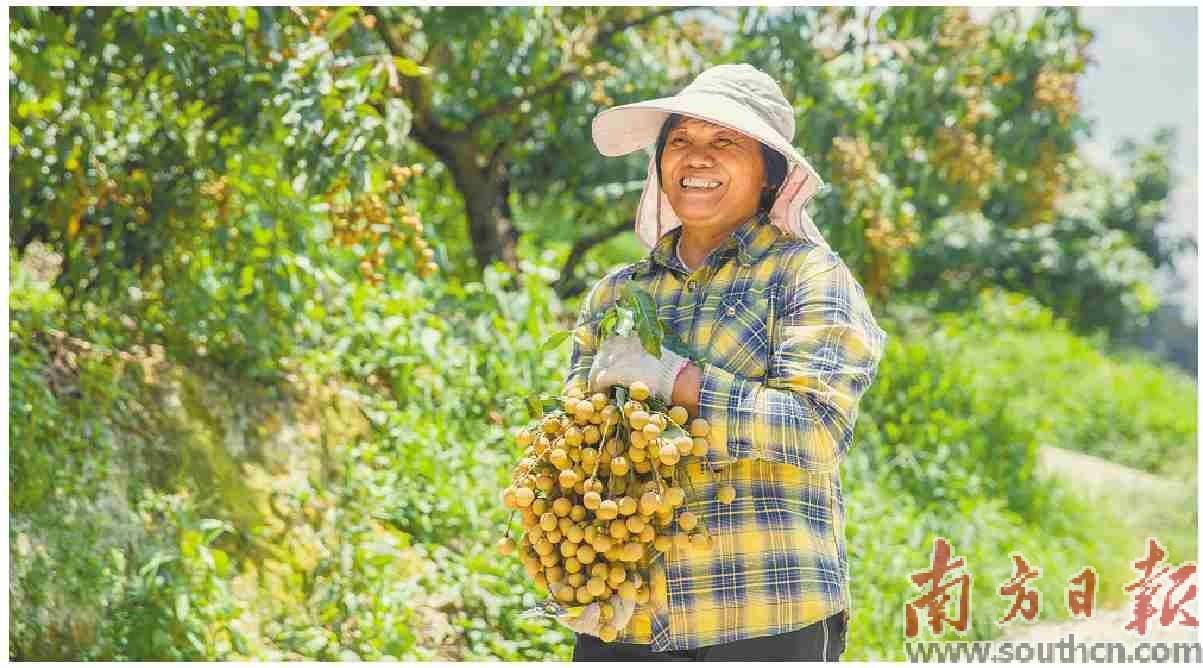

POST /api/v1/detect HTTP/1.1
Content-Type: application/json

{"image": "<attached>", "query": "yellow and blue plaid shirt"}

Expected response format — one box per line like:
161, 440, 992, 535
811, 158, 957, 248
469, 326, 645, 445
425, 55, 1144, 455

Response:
563, 211, 888, 651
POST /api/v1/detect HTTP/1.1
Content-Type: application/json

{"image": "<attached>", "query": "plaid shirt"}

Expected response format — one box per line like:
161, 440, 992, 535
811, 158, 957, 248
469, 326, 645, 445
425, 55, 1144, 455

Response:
563, 211, 888, 651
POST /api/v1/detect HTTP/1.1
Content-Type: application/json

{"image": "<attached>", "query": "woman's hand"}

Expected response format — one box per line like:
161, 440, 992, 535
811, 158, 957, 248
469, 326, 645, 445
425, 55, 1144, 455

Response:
558, 595, 636, 641
587, 334, 690, 402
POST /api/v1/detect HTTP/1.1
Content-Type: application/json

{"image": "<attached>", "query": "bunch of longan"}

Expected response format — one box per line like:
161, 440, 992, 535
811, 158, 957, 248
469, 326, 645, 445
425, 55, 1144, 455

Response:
497, 380, 735, 641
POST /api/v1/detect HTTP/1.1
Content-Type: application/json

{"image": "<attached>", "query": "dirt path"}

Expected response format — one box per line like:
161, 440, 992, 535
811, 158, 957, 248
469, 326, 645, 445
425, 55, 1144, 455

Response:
999, 446, 1198, 645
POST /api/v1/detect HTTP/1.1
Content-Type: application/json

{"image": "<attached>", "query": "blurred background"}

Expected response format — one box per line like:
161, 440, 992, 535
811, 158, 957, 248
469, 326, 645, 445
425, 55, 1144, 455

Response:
7, 5, 1197, 660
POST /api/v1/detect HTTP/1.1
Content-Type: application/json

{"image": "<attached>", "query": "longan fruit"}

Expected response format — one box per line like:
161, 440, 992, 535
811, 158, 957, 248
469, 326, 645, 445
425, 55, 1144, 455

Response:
558, 469, 579, 489
545, 528, 563, 544
580, 447, 598, 466
616, 496, 637, 516
691, 436, 710, 457
630, 381, 651, 401
576, 586, 594, 605
584, 491, 602, 510
610, 456, 630, 476
564, 556, 582, 573
587, 479, 605, 494
639, 491, 662, 515
659, 463, 676, 479
690, 418, 710, 437
591, 392, 608, 411
717, 485, 737, 504
534, 571, 548, 589
599, 601, 614, 622
654, 535, 673, 552
564, 426, 584, 447
678, 511, 698, 531
515, 487, 535, 508
582, 425, 601, 445
634, 460, 653, 475
599, 623, 619, 642
559, 516, 574, 533
664, 487, 686, 508
592, 534, 613, 553
576, 544, 597, 564
642, 423, 661, 439
607, 565, 627, 586
587, 577, 607, 597
668, 405, 690, 427
609, 520, 629, 541
536, 475, 556, 493
531, 498, 548, 515
567, 572, 586, 587
560, 540, 578, 558
628, 447, 648, 463
523, 560, 541, 578
626, 516, 645, 534
628, 410, 651, 430
534, 539, 554, 556
556, 582, 576, 603
597, 500, 619, 520
573, 479, 588, 495
497, 537, 515, 556
639, 525, 656, 543
621, 542, 644, 562
590, 562, 609, 579
516, 429, 534, 447
500, 487, 518, 509
540, 512, 557, 532
647, 440, 661, 459
553, 497, 572, 517
547, 565, 564, 583
570, 505, 588, 522
659, 442, 680, 466
542, 417, 561, 434
540, 552, 559, 568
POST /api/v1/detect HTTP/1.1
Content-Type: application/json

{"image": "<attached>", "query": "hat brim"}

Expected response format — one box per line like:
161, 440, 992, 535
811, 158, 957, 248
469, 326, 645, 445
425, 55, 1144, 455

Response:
591, 92, 824, 188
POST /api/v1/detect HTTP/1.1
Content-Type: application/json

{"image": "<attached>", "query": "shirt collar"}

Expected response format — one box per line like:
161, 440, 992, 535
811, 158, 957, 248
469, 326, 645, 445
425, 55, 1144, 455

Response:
648, 210, 778, 274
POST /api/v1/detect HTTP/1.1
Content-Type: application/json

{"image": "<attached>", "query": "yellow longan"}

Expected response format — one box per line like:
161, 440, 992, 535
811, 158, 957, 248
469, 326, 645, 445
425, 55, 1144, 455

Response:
629, 381, 651, 401
497, 537, 515, 555
599, 623, 618, 642
629, 410, 651, 430
584, 491, 602, 510
691, 437, 710, 457
668, 405, 690, 426
690, 418, 710, 437
553, 497, 573, 517
717, 485, 737, 504
587, 577, 607, 597
610, 456, 630, 476
597, 499, 619, 520
665, 487, 686, 508
639, 491, 662, 515
618, 581, 638, 602
515, 487, 535, 507
678, 511, 698, 531
618, 496, 638, 516
659, 442, 680, 466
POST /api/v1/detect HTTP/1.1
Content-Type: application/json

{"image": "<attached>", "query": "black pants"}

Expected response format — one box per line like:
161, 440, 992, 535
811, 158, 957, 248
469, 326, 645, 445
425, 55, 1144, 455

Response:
573, 610, 847, 661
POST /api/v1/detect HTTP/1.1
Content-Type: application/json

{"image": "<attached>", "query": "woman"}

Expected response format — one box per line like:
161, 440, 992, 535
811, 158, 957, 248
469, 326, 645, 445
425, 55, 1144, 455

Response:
560, 63, 888, 661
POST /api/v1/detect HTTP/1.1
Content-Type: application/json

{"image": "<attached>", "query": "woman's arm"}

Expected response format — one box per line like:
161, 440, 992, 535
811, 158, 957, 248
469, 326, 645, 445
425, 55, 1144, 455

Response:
689, 247, 888, 475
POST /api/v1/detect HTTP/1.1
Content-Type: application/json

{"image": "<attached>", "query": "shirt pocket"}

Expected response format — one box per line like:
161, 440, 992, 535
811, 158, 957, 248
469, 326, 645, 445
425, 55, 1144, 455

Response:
703, 285, 774, 380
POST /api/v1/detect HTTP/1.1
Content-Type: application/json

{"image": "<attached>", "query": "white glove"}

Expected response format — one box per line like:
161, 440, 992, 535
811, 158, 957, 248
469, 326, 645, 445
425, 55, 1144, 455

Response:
588, 334, 690, 403
558, 594, 637, 639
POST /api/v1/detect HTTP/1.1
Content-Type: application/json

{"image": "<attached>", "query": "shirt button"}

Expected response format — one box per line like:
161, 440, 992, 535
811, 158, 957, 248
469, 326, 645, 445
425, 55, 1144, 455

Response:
726, 305, 738, 316
686, 280, 697, 291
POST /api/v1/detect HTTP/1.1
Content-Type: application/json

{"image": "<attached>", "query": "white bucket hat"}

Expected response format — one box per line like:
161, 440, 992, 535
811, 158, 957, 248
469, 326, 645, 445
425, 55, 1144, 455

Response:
591, 63, 830, 251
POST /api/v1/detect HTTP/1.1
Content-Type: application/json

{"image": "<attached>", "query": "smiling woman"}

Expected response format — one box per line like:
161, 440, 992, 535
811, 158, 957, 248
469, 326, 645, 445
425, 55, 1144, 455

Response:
654, 115, 789, 270
558, 63, 889, 661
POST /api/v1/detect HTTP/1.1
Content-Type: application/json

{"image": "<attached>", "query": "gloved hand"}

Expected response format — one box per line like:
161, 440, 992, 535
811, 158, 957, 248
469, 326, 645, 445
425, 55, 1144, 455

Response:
558, 594, 637, 642
588, 334, 690, 402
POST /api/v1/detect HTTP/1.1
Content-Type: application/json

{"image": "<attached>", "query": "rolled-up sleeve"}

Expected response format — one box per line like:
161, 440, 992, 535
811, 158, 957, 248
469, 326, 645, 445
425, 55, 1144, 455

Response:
698, 247, 888, 475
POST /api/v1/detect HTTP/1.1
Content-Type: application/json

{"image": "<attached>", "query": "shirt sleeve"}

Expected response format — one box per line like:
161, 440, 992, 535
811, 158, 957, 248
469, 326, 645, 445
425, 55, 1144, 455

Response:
697, 247, 888, 475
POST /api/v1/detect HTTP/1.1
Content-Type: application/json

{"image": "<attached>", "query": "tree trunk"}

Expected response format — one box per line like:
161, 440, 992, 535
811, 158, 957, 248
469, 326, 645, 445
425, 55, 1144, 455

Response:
440, 140, 519, 274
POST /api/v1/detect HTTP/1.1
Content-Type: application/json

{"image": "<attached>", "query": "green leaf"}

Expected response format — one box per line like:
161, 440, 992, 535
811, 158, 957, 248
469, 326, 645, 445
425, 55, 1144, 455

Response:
243, 7, 259, 31
526, 394, 544, 420
393, 56, 432, 77
539, 329, 572, 354
325, 6, 359, 43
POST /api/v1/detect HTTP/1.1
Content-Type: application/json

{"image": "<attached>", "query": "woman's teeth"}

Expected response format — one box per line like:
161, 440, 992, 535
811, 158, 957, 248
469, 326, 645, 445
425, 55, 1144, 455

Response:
681, 178, 722, 190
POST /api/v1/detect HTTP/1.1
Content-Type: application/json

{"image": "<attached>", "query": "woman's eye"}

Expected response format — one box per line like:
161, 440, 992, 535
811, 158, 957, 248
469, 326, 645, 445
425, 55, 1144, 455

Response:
670, 137, 687, 146
715, 138, 734, 147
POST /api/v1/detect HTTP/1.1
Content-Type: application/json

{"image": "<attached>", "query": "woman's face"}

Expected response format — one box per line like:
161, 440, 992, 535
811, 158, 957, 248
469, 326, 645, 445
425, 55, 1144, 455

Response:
660, 117, 766, 232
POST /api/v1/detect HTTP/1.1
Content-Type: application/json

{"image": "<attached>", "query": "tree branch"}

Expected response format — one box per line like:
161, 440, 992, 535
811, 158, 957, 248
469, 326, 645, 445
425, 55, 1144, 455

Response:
553, 215, 633, 298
